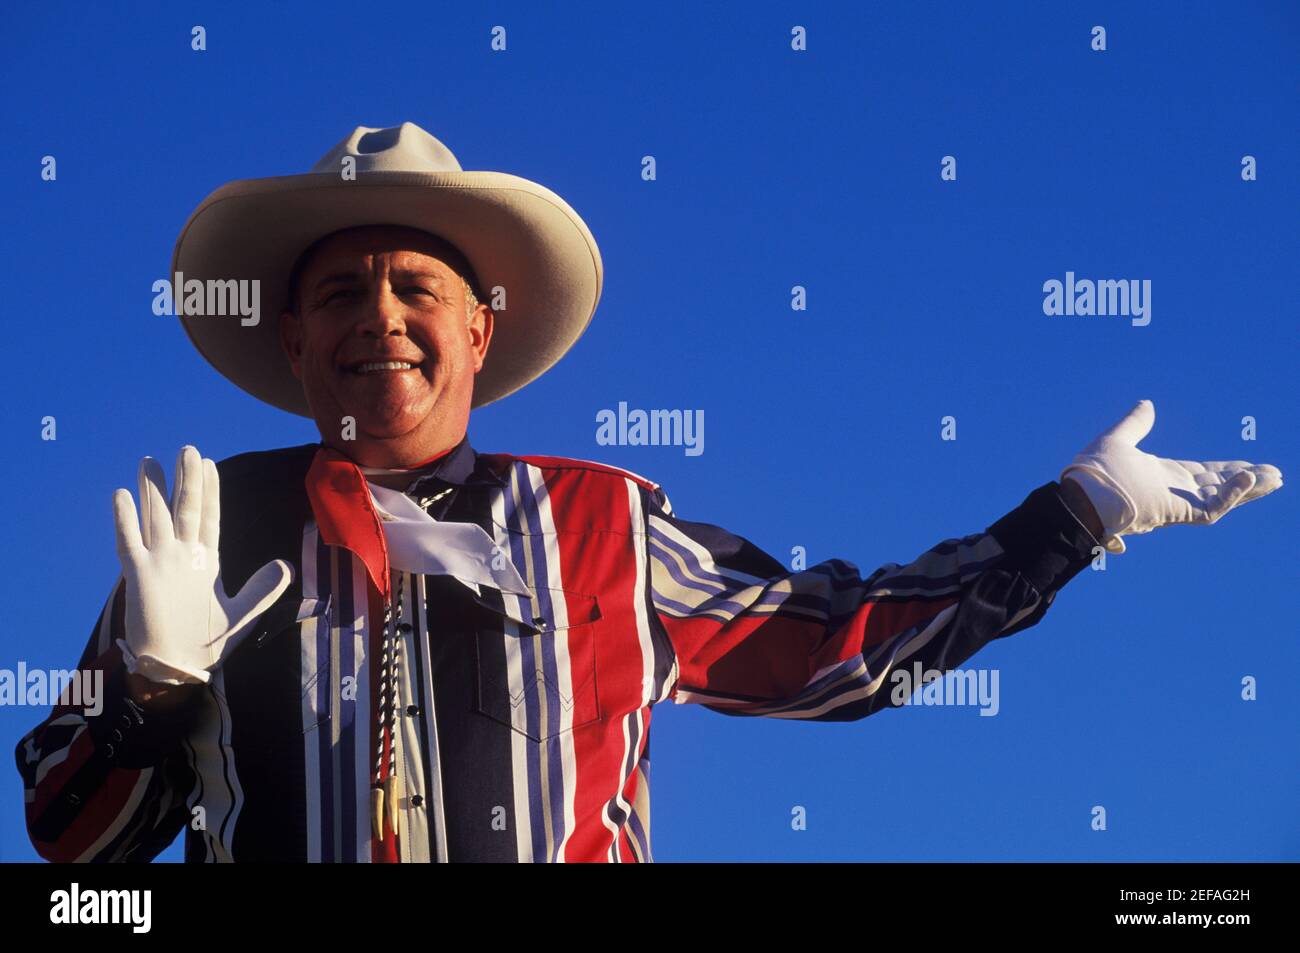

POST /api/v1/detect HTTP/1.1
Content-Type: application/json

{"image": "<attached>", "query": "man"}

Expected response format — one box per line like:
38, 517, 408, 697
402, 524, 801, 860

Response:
15, 123, 1282, 863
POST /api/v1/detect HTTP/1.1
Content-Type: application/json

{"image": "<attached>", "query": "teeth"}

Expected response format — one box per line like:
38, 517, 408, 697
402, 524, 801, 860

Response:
355, 362, 415, 374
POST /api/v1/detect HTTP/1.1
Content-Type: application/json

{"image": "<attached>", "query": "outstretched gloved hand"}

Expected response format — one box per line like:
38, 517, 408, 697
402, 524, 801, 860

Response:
1061, 400, 1283, 554
112, 446, 295, 685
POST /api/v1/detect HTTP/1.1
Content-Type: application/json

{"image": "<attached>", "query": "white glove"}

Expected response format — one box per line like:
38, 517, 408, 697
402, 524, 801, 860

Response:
112, 446, 294, 685
1061, 400, 1283, 554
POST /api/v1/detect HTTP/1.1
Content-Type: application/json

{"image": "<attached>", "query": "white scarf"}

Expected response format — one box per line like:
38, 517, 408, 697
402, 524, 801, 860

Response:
364, 480, 531, 598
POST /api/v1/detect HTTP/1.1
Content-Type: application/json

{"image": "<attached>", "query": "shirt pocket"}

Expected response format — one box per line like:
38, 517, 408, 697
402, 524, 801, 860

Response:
473, 587, 603, 742
293, 595, 340, 735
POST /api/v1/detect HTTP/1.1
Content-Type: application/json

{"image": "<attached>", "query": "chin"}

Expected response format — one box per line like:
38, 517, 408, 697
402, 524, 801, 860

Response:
354, 409, 426, 439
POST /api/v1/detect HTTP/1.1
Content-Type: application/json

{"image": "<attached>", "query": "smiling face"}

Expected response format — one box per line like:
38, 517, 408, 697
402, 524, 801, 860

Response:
279, 226, 493, 467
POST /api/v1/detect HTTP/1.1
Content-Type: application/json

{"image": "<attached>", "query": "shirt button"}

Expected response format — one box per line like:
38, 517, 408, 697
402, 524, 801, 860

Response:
406, 704, 420, 717
411, 794, 424, 808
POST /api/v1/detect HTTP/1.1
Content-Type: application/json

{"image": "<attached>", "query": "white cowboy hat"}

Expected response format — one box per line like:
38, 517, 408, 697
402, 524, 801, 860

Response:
170, 121, 603, 415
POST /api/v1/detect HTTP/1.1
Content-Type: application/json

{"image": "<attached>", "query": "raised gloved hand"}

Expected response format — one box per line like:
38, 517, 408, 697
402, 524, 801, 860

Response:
1061, 400, 1283, 554
112, 446, 294, 685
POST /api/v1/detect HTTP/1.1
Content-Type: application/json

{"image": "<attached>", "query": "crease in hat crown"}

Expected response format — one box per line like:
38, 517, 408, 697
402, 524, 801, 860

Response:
170, 119, 604, 416
310, 122, 466, 175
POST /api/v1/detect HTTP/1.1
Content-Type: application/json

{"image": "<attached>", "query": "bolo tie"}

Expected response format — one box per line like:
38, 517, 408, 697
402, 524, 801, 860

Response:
370, 482, 455, 843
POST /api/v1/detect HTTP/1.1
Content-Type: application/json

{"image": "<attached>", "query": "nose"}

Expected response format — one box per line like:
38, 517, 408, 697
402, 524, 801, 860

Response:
354, 285, 406, 338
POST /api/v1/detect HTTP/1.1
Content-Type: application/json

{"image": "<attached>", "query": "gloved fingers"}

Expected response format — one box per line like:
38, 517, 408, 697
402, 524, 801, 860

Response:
200, 457, 221, 552
1243, 464, 1283, 501
1189, 459, 1253, 474
172, 446, 204, 542
1202, 470, 1256, 524
137, 456, 173, 549
112, 488, 146, 565
1177, 460, 1282, 502
1089, 399, 1155, 451
219, 559, 296, 654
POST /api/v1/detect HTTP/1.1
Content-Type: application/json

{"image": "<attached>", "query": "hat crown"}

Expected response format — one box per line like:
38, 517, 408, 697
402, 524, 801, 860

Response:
309, 122, 464, 175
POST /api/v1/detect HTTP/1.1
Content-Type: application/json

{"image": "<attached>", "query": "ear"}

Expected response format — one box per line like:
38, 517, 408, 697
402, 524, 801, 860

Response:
280, 309, 304, 380
468, 303, 494, 374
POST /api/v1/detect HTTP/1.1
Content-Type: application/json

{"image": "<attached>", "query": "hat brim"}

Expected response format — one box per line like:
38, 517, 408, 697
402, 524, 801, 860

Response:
170, 170, 603, 416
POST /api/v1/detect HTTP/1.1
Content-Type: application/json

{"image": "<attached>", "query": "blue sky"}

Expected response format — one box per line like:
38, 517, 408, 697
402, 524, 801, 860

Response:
1, 1, 1295, 861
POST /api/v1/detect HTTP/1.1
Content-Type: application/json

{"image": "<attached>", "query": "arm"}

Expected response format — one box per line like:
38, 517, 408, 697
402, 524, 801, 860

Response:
644, 480, 1103, 720
15, 445, 291, 862
14, 578, 203, 862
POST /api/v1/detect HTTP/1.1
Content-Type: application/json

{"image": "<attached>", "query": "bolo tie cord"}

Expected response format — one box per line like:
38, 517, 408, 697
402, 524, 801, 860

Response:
371, 484, 454, 843
371, 570, 405, 842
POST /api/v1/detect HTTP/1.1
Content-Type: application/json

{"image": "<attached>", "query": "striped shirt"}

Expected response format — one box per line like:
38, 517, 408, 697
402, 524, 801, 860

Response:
14, 434, 1101, 862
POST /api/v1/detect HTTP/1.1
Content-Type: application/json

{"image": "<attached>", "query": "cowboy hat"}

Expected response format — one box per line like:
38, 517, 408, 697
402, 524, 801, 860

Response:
169, 121, 603, 415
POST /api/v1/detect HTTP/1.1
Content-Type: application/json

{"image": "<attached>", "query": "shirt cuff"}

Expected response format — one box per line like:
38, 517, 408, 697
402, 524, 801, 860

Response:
85, 649, 204, 769
986, 481, 1104, 596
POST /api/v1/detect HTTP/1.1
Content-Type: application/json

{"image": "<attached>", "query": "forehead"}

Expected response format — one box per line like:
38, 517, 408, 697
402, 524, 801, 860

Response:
297, 226, 470, 283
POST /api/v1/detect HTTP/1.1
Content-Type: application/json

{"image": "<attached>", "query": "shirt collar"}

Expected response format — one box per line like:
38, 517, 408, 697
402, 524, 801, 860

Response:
406, 432, 493, 490
303, 432, 503, 602
354, 433, 506, 494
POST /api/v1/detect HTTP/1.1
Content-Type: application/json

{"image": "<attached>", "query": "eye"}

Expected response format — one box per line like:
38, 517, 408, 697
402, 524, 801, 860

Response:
320, 288, 358, 306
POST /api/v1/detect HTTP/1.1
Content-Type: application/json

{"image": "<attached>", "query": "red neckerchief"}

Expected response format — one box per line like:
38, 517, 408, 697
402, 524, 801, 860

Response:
303, 444, 456, 603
